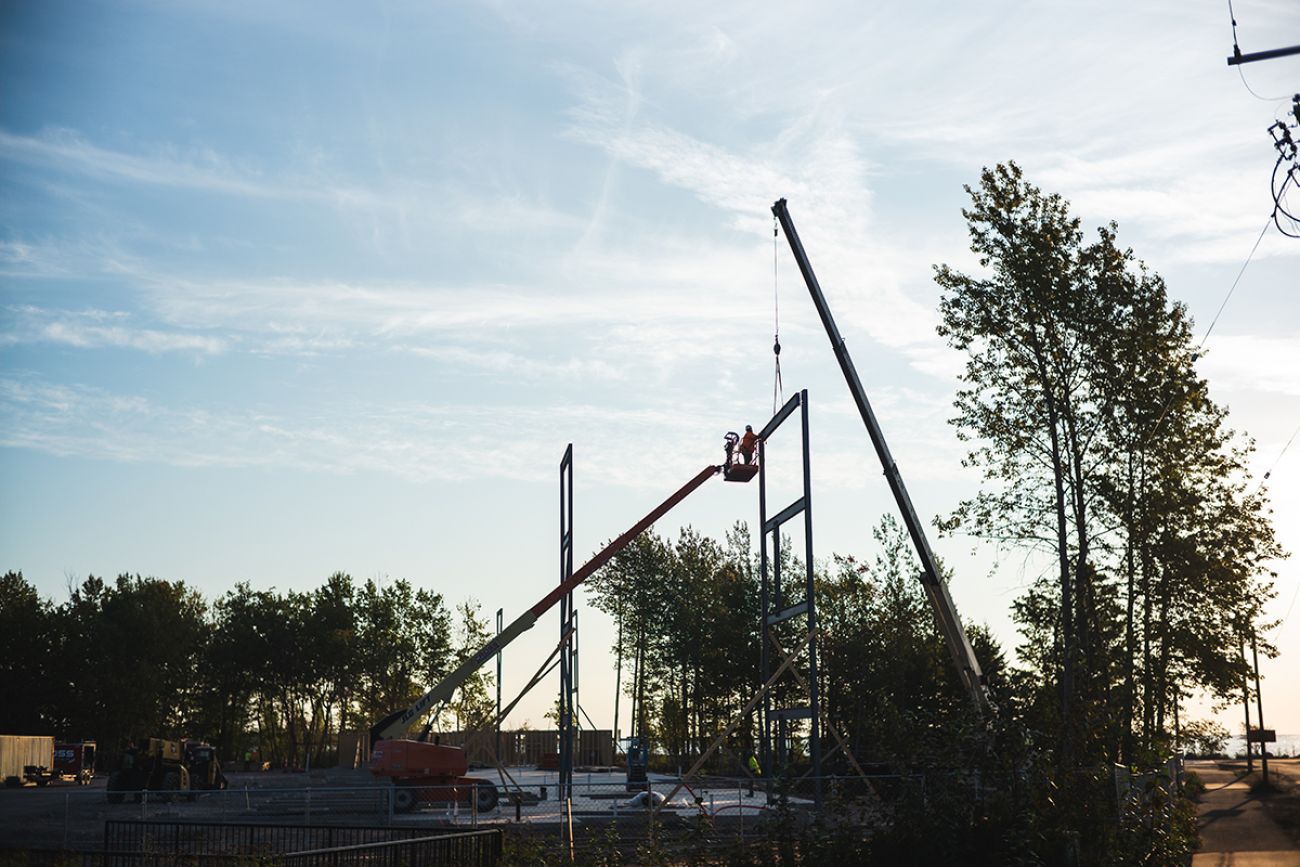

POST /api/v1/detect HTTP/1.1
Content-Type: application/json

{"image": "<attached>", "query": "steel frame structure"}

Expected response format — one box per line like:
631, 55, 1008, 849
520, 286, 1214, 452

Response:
758, 388, 822, 806
558, 444, 575, 801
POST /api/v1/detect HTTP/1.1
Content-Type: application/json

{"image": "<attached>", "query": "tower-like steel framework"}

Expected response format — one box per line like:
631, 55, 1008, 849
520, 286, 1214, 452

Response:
558, 443, 575, 801
758, 389, 821, 806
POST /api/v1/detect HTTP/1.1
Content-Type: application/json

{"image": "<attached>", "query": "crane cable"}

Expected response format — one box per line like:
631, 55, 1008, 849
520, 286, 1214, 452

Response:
1144, 216, 1270, 446
772, 215, 784, 416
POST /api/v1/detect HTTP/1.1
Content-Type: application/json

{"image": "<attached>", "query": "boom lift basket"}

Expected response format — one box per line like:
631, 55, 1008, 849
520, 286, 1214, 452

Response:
723, 463, 759, 482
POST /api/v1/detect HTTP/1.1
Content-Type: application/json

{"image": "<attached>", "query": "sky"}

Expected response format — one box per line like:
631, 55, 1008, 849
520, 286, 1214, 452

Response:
2, 0, 1298, 742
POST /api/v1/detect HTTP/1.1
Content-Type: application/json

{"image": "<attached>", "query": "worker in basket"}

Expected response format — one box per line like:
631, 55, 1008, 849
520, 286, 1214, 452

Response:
739, 425, 759, 465
723, 427, 761, 482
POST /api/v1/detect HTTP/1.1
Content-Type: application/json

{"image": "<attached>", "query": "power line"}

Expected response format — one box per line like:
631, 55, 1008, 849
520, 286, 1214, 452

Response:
1269, 101, 1300, 237
1272, 153, 1300, 238
1277, 581, 1300, 632
1200, 217, 1272, 347
1144, 217, 1271, 445
1253, 421, 1300, 495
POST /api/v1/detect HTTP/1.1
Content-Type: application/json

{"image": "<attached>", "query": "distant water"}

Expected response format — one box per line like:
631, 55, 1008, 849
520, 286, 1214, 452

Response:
1221, 733, 1300, 758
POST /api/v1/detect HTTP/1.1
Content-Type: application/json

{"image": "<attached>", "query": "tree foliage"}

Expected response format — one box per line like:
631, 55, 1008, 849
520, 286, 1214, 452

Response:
0, 570, 456, 769
930, 162, 1281, 861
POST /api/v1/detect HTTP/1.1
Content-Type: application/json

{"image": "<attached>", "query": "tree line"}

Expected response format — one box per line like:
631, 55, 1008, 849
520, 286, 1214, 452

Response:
0, 570, 495, 768
584, 517, 1001, 773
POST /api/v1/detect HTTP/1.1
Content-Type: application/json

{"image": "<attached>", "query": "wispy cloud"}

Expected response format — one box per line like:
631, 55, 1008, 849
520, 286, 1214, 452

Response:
1, 126, 590, 252
560, 68, 944, 368
398, 344, 629, 382
0, 127, 382, 208
0, 375, 748, 487
2, 306, 228, 355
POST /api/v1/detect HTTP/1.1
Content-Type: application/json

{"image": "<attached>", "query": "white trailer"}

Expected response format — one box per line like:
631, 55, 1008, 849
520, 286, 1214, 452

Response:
0, 735, 54, 787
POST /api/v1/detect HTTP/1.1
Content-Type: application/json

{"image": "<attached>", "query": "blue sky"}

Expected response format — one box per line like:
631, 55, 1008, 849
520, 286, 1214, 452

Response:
3, 0, 1298, 736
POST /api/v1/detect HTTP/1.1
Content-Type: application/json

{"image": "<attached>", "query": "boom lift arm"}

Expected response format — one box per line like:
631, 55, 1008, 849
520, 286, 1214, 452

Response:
772, 198, 992, 716
370, 464, 722, 743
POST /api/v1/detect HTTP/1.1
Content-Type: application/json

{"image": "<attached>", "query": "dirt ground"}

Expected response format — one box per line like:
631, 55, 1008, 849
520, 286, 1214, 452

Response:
0, 766, 749, 854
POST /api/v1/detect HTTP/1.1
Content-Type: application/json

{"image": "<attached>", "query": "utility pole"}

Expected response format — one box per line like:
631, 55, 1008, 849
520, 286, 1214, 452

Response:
1241, 642, 1254, 773
1251, 630, 1270, 785
612, 617, 623, 755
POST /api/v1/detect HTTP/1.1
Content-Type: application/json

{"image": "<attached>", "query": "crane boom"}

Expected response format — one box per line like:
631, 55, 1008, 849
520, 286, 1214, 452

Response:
370, 464, 722, 743
771, 198, 992, 715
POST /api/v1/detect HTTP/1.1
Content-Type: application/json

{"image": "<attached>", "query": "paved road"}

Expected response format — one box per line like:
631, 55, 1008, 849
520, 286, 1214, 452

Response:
1191, 760, 1300, 867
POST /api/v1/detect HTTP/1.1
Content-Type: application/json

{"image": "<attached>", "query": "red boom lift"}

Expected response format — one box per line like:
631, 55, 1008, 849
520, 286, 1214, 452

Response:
369, 455, 749, 812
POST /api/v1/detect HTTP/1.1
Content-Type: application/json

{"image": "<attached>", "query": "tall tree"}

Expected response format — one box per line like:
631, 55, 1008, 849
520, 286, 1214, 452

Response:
56, 574, 209, 757
447, 599, 495, 731
935, 161, 1284, 770
935, 162, 1110, 760
0, 572, 56, 733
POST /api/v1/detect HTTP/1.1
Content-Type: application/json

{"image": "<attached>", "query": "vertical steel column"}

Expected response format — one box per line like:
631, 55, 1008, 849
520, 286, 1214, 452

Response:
495, 608, 503, 767
758, 436, 771, 789
757, 389, 822, 806
801, 396, 822, 807
574, 610, 581, 764
559, 444, 575, 801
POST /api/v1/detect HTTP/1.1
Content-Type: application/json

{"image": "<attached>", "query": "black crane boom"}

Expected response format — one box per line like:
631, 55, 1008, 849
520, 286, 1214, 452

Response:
772, 197, 992, 715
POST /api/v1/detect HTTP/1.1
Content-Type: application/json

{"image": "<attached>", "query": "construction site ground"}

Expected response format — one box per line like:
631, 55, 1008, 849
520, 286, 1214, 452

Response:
0, 766, 795, 853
